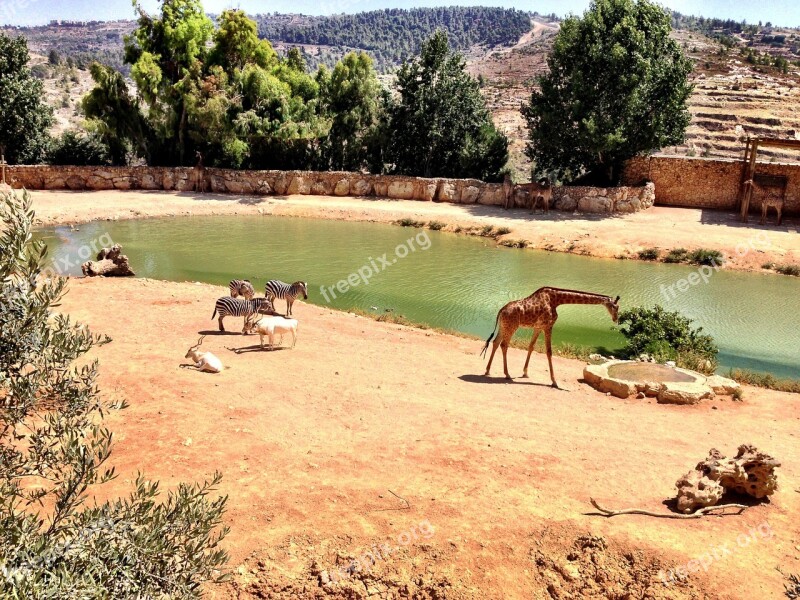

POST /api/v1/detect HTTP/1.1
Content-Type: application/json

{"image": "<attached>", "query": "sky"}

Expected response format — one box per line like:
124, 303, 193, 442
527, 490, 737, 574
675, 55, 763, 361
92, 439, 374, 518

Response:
1, 0, 799, 28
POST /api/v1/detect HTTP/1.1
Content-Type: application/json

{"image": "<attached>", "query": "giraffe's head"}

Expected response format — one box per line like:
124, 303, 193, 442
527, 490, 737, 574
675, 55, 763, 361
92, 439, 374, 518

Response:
606, 296, 621, 323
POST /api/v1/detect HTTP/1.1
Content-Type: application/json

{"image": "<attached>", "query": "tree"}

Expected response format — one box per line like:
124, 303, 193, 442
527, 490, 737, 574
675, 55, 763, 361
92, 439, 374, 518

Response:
0, 191, 229, 597
385, 30, 508, 181
125, 0, 214, 165
0, 34, 53, 164
319, 52, 381, 171
82, 62, 151, 165
522, 0, 693, 184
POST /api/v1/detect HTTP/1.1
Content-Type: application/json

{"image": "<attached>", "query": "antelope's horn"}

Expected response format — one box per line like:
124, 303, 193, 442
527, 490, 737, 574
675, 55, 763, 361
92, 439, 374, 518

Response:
614, 295, 620, 303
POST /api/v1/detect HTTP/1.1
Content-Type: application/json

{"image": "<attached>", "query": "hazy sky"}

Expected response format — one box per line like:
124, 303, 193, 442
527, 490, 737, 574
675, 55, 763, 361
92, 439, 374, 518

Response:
2, 0, 799, 27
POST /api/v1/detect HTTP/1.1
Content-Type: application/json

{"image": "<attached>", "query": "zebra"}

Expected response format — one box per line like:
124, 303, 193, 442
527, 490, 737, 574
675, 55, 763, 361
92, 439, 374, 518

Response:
229, 279, 255, 300
264, 280, 308, 316
212, 297, 275, 333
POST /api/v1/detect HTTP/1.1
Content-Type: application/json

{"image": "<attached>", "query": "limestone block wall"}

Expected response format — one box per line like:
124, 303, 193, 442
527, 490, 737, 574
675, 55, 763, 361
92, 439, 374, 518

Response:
4, 165, 653, 214
4, 166, 509, 206
622, 155, 800, 215
552, 182, 655, 214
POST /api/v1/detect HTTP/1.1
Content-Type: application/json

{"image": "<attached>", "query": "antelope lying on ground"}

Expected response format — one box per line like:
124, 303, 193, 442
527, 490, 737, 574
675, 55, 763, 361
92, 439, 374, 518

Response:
247, 316, 299, 349
183, 336, 223, 373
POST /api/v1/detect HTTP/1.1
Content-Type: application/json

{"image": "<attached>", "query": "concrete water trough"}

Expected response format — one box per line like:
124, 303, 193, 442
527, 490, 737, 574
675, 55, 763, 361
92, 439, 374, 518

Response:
583, 360, 740, 404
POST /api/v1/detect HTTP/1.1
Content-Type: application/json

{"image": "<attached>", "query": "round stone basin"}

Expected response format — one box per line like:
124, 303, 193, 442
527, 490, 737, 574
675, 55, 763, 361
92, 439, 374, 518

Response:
607, 362, 701, 384
583, 360, 740, 405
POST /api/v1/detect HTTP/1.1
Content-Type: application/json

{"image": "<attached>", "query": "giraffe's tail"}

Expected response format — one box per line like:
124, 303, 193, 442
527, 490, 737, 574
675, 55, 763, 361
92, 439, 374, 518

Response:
480, 311, 501, 358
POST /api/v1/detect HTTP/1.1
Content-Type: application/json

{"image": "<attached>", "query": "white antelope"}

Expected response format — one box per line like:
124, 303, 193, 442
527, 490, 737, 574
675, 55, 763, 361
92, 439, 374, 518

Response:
248, 316, 299, 350
183, 336, 223, 373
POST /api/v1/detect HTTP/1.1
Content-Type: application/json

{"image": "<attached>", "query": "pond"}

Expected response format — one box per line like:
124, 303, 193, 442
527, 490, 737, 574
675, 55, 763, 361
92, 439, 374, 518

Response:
37, 215, 800, 379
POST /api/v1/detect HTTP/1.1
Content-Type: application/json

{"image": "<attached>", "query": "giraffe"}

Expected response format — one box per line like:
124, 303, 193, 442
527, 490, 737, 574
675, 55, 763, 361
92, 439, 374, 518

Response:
481, 287, 620, 387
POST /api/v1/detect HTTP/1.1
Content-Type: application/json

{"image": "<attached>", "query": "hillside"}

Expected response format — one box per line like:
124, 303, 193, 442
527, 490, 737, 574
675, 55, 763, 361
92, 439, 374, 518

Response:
4, 10, 800, 171
468, 18, 800, 178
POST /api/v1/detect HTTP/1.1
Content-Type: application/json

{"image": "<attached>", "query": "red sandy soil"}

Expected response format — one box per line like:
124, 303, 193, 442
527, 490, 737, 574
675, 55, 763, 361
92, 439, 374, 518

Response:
59, 277, 800, 599
29, 189, 800, 273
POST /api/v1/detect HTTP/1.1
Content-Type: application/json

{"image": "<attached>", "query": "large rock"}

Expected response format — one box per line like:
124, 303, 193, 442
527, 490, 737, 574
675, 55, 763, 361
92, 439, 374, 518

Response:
436, 181, 457, 202
706, 375, 741, 395
675, 445, 780, 513
461, 185, 480, 204
352, 179, 372, 196
333, 178, 350, 196
81, 244, 135, 277
577, 195, 612, 213
388, 180, 415, 199
555, 194, 577, 212
656, 382, 713, 405
286, 176, 311, 195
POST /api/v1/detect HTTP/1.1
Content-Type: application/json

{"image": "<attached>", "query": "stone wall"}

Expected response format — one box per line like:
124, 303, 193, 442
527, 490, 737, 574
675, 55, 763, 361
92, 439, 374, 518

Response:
622, 155, 800, 215
3, 166, 509, 206
552, 182, 655, 214
4, 165, 654, 214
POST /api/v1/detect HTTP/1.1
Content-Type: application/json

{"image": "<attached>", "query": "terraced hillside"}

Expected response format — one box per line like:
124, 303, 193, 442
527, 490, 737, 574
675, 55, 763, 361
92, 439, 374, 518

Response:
470, 23, 800, 179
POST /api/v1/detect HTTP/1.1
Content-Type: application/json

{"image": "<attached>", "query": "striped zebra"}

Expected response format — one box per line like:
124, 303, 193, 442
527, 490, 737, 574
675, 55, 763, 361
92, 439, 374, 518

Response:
264, 280, 308, 316
212, 297, 275, 333
229, 279, 255, 300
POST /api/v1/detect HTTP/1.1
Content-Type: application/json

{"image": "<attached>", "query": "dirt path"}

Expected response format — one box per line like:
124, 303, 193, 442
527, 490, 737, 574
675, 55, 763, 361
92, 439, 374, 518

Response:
29, 189, 800, 273
60, 277, 800, 599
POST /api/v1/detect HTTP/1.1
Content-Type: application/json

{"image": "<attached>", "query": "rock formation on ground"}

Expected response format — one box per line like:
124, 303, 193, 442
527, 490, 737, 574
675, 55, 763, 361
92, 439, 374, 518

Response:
81, 244, 135, 277
675, 445, 780, 513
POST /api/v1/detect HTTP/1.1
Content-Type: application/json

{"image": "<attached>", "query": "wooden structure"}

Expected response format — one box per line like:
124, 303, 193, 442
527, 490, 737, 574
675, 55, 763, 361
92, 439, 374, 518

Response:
0, 155, 7, 186
738, 137, 800, 222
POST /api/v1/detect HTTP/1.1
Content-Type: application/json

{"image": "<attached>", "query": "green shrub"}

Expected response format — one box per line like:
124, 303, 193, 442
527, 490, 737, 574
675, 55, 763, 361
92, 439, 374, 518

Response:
397, 218, 425, 228
762, 261, 775, 270
480, 224, 495, 236
688, 248, 724, 266
500, 238, 527, 248
49, 130, 111, 166
427, 220, 445, 231
638, 247, 660, 261
0, 191, 229, 597
776, 264, 800, 276
664, 248, 689, 263
495, 226, 512, 236
729, 369, 800, 394
617, 305, 718, 374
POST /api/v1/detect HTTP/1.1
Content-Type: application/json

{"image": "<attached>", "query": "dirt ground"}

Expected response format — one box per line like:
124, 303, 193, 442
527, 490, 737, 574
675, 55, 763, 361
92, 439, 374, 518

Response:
29, 189, 800, 273
59, 277, 800, 599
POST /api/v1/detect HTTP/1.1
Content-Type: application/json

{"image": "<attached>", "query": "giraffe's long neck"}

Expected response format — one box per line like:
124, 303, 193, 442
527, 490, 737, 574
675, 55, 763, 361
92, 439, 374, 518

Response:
546, 289, 612, 308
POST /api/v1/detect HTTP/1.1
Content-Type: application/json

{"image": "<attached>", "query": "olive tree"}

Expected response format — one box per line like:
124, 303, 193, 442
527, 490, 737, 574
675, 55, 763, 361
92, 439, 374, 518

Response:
523, 0, 693, 184
0, 191, 229, 598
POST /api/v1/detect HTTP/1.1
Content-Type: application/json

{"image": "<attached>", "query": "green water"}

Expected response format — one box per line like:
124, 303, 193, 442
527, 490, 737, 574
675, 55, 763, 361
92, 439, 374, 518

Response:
38, 215, 800, 379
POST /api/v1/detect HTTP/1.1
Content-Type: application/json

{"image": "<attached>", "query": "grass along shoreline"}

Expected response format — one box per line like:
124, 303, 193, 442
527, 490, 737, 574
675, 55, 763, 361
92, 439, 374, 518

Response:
349, 308, 800, 394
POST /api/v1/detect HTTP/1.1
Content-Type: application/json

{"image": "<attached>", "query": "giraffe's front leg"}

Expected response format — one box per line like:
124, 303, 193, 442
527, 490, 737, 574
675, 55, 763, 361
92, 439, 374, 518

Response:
501, 341, 512, 380
544, 328, 559, 388
522, 329, 541, 378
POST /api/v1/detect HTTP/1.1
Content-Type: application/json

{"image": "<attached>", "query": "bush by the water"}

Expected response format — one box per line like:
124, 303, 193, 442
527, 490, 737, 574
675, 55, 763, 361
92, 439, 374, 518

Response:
638, 247, 660, 261
688, 248, 724, 266
617, 305, 718, 374
0, 190, 229, 597
664, 248, 689, 263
